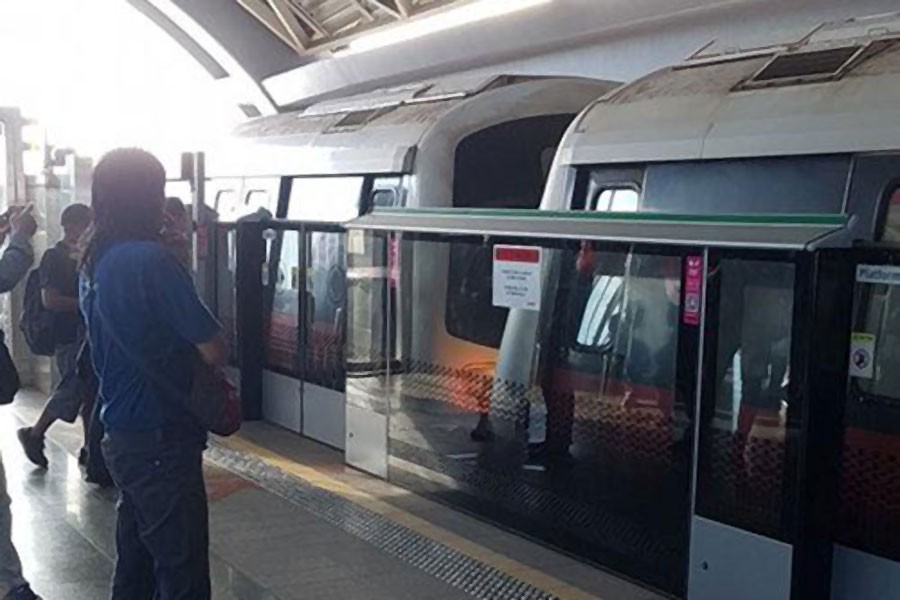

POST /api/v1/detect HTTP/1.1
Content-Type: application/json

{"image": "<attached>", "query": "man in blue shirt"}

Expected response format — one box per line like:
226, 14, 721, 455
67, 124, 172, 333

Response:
81, 148, 227, 600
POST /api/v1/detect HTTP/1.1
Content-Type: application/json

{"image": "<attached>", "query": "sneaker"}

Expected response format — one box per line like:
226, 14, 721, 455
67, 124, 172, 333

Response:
16, 428, 48, 469
4, 584, 41, 600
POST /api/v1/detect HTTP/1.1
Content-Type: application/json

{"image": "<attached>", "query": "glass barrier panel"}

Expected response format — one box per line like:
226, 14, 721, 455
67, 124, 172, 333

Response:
836, 273, 900, 560
346, 230, 392, 415
303, 230, 347, 391
696, 259, 796, 540
215, 225, 238, 365
382, 235, 693, 594
263, 229, 301, 375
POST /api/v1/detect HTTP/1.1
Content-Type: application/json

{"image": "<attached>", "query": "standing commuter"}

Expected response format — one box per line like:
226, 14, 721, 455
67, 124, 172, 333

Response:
0, 205, 42, 600
18, 204, 93, 468
162, 197, 191, 268
80, 148, 227, 599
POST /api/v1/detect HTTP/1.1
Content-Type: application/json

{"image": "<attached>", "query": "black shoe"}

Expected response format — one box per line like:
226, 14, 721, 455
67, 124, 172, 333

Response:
527, 441, 574, 464
4, 584, 41, 600
78, 447, 88, 466
85, 469, 114, 488
16, 428, 48, 469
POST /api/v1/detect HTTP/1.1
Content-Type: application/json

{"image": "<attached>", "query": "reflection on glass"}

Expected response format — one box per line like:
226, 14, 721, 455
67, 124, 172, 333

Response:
345, 230, 391, 414
837, 276, 900, 560
288, 177, 364, 223
385, 237, 691, 594
696, 259, 795, 540
264, 230, 300, 374
303, 231, 347, 391
880, 188, 900, 243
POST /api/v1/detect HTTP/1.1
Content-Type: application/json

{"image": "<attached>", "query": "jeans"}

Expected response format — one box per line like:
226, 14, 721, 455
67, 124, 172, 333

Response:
46, 341, 86, 423
0, 453, 26, 597
103, 431, 209, 600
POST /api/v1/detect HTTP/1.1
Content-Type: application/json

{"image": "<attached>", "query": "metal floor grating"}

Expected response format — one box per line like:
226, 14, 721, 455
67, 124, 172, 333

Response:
205, 442, 557, 600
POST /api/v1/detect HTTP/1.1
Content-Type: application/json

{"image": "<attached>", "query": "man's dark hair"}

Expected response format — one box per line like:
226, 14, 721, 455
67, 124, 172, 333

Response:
83, 148, 166, 276
60, 203, 92, 228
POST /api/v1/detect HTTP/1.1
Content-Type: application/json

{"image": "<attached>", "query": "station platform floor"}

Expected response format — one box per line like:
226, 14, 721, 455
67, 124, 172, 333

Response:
1, 390, 666, 600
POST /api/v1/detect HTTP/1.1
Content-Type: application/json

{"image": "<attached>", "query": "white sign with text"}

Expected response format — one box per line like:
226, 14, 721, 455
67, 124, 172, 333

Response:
492, 245, 542, 311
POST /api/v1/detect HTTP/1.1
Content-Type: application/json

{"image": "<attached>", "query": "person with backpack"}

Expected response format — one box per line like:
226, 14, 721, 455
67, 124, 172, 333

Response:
81, 149, 227, 599
0, 205, 43, 600
17, 204, 92, 469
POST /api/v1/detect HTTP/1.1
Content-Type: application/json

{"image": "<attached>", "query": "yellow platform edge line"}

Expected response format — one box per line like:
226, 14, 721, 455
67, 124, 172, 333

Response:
219, 435, 604, 600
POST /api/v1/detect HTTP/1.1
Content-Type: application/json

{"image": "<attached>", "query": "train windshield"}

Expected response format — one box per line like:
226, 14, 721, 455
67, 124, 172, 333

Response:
288, 176, 364, 222
582, 155, 851, 214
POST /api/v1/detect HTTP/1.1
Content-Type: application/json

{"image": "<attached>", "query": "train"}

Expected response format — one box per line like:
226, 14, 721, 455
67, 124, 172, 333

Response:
203, 74, 616, 452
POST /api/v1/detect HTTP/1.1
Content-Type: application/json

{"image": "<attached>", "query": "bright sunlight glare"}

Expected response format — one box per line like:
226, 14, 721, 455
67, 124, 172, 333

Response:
0, 0, 243, 161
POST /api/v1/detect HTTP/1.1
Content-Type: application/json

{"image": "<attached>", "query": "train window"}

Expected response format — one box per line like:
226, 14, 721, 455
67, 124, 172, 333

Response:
453, 115, 574, 209
447, 115, 576, 348
696, 259, 796, 541
878, 186, 900, 242
370, 176, 406, 209
288, 176, 364, 223
594, 188, 639, 212
214, 189, 238, 220
245, 189, 271, 213
588, 155, 849, 215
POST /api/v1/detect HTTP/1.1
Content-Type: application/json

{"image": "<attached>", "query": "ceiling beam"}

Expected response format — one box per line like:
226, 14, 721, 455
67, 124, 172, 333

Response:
368, 0, 404, 20
392, 0, 412, 18
234, 0, 297, 49
349, 0, 377, 22
285, 0, 331, 39
266, 0, 310, 50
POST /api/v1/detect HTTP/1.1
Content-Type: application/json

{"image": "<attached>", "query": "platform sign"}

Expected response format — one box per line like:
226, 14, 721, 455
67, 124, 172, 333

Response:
493, 245, 542, 311
683, 255, 703, 326
849, 333, 876, 379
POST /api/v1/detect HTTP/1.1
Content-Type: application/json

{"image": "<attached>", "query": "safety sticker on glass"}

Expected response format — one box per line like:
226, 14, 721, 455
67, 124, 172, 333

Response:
682, 256, 703, 326
849, 332, 876, 379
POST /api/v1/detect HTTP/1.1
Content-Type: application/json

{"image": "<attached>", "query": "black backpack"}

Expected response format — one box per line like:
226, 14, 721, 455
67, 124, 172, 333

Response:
20, 269, 57, 356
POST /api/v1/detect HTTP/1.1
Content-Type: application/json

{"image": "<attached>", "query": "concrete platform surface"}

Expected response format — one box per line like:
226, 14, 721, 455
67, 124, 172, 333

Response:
1, 390, 666, 600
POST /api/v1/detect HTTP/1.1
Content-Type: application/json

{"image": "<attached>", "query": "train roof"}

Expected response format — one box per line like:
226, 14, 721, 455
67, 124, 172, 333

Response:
208, 74, 616, 178
559, 11, 900, 167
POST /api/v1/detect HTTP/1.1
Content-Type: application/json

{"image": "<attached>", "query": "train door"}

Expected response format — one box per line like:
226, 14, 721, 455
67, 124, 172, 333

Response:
832, 248, 900, 599
689, 248, 847, 600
